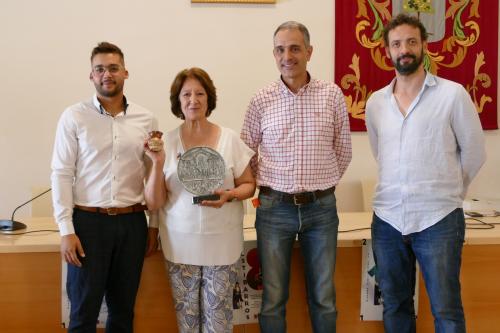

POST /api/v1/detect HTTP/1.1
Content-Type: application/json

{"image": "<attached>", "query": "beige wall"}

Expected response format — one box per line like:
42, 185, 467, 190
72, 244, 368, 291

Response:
0, 1, 498, 219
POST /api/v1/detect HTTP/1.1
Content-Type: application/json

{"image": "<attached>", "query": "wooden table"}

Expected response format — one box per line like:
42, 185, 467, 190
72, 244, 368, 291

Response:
1, 213, 499, 332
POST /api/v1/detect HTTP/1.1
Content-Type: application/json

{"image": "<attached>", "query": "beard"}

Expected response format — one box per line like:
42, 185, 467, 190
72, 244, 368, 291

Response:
94, 80, 123, 98
393, 50, 424, 75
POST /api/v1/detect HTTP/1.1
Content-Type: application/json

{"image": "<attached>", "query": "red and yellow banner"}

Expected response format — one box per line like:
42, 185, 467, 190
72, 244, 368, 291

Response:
335, 0, 498, 131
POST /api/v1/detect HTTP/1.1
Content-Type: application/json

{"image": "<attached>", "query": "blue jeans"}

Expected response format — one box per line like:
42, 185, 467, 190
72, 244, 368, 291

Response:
255, 190, 339, 333
371, 209, 466, 333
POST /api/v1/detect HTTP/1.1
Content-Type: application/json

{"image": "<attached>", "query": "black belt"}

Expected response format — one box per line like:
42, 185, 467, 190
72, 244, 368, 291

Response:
259, 186, 335, 205
74, 203, 147, 215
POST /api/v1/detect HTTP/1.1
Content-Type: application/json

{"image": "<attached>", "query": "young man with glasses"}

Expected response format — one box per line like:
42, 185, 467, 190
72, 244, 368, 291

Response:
51, 41, 159, 332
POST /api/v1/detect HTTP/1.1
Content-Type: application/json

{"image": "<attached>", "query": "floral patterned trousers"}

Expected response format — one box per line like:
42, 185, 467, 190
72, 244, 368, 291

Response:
167, 260, 239, 333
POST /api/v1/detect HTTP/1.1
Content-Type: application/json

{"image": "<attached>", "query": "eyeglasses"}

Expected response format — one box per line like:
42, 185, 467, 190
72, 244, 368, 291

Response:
92, 65, 122, 75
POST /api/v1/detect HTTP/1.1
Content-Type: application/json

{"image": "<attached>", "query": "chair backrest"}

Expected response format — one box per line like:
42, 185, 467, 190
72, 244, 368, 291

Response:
361, 179, 377, 212
31, 186, 53, 217
335, 181, 364, 212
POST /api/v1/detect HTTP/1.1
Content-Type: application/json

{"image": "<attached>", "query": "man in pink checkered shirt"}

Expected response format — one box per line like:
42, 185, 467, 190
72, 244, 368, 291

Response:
241, 21, 352, 333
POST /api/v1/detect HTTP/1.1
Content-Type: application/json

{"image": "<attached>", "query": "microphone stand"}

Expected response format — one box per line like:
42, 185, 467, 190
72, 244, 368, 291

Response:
0, 188, 52, 234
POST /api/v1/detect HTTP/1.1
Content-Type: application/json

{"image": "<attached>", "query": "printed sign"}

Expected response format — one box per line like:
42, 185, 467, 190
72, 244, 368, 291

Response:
360, 239, 419, 321
233, 240, 262, 324
61, 262, 108, 328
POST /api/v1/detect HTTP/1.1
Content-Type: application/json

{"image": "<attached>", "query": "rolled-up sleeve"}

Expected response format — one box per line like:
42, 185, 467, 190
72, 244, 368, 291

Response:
240, 98, 262, 176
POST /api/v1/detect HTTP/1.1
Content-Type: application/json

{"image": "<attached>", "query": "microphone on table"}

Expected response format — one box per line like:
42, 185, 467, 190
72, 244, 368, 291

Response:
0, 188, 52, 234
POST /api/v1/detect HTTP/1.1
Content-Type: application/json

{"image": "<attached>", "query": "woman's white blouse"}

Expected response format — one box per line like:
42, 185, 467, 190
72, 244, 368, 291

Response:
159, 126, 254, 266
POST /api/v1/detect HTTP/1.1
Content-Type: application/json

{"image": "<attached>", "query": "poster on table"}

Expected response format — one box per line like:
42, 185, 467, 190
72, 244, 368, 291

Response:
233, 240, 262, 324
360, 239, 419, 320
61, 262, 108, 328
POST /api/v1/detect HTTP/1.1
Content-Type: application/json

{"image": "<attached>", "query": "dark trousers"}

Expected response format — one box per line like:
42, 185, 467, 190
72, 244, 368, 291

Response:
67, 209, 148, 333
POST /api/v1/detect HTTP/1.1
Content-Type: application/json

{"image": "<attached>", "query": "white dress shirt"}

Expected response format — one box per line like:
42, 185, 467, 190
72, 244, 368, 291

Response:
51, 95, 158, 236
366, 73, 486, 235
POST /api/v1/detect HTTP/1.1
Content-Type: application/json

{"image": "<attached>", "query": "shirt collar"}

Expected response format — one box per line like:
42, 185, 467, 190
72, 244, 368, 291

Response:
278, 72, 313, 95
92, 94, 129, 116
384, 71, 436, 98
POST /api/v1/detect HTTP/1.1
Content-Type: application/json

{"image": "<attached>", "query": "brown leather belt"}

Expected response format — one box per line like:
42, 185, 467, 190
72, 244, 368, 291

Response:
74, 203, 148, 215
259, 186, 335, 206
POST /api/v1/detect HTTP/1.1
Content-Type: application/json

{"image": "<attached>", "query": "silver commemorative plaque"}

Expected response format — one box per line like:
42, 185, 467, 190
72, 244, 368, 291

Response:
177, 147, 225, 204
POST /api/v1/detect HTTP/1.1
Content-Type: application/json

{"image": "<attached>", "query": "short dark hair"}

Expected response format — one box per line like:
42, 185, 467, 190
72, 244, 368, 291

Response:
90, 42, 124, 64
274, 21, 311, 48
383, 13, 428, 46
170, 67, 217, 120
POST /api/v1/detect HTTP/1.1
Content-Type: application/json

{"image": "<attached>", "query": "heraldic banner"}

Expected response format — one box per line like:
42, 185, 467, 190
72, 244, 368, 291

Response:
335, 0, 498, 131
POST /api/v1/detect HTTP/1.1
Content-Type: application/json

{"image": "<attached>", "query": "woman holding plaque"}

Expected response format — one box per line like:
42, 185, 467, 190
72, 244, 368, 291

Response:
144, 67, 255, 333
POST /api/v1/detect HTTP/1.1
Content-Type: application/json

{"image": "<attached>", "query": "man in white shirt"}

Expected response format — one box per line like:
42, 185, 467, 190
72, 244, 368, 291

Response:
51, 42, 159, 332
365, 14, 486, 333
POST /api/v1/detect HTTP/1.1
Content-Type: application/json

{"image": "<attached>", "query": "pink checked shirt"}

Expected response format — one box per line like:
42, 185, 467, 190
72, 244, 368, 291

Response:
241, 77, 352, 193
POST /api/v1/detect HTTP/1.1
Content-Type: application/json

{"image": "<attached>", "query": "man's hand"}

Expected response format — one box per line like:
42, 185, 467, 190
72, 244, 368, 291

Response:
145, 227, 159, 257
61, 234, 85, 267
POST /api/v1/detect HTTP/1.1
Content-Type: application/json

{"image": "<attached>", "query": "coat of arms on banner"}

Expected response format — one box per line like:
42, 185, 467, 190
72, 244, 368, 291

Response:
335, 0, 498, 131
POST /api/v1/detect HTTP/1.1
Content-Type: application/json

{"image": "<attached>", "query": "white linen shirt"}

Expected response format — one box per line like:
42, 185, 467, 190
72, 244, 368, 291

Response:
159, 126, 255, 266
51, 95, 158, 236
365, 73, 486, 235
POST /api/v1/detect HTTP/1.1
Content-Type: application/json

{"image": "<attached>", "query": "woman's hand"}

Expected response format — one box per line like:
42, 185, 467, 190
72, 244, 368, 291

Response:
199, 165, 256, 209
199, 189, 234, 209
143, 138, 166, 165
144, 137, 168, 210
